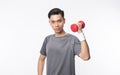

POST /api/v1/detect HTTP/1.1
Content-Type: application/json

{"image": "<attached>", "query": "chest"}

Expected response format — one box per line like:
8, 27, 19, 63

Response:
46, 37, 73, 56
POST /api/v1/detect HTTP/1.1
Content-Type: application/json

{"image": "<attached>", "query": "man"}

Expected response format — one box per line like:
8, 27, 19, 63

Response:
38, 8, 90, 75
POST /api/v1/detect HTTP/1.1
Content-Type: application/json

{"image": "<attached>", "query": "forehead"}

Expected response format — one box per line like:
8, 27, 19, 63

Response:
49, 14, 63, 21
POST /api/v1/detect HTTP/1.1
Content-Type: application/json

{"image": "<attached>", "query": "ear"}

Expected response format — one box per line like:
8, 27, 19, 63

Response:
63, 18, 65, 24
49, 19, 50, 24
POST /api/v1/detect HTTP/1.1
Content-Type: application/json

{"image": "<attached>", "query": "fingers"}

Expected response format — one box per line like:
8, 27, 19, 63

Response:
77, 22, 82, 29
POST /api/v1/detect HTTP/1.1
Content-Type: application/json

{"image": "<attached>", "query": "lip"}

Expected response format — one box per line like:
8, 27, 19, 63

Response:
54, 27, 60, 30
54, 28, 60, 31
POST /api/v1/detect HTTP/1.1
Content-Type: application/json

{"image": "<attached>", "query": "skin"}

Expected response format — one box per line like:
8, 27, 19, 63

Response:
38, 14, 90, 75
49, 14, 66, 37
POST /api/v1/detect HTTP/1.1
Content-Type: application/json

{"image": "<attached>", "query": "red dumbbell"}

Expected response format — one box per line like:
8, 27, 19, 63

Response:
70, 20, 85, 32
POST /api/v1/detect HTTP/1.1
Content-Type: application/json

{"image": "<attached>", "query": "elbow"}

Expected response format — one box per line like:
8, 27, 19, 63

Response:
82, 56, 91, 61
80, 54, 91, 61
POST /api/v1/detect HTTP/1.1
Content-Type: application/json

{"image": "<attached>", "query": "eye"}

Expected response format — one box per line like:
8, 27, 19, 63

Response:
51, 21, 55, 24
57, 19, 62, 23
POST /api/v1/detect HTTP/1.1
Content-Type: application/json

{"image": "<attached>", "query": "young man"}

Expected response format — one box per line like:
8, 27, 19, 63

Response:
38, 8, 90, 75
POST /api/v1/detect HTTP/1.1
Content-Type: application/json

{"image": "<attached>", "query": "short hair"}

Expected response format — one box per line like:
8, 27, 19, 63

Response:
48, 8, 64, 19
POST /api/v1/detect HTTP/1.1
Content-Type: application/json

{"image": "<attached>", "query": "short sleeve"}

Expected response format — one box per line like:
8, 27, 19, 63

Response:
40, 37, 47, 56
73, 37, 81, 56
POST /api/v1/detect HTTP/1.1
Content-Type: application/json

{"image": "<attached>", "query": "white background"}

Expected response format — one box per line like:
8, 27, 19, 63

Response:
0, 0, 120, 75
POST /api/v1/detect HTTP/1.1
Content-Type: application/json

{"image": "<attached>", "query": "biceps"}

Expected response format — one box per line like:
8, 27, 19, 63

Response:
39, 54, 46, 61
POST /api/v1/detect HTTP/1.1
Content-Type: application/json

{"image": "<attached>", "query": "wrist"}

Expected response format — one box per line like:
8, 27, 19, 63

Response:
78, 30, 83, 33
76, 32, 86, 41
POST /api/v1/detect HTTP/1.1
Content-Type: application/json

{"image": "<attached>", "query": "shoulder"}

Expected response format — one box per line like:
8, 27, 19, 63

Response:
67, 33, 78, 39
67, 33, 80, 43
44, 34, 54, 41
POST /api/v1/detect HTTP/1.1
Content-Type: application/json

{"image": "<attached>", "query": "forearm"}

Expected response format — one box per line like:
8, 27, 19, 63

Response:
80, 40, 90, 60
78, 30, 90, 60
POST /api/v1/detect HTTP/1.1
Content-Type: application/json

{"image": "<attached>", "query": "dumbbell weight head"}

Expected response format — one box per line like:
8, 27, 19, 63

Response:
70, 20, 85, 32
70, 24, 78, 32
78, 20, 85, 28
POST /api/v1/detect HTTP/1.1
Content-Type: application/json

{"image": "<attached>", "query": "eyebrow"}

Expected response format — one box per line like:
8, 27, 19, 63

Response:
50, 18, 63, 22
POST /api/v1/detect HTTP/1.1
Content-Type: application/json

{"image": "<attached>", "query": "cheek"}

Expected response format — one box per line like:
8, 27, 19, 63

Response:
60, 22, 65, 27
50, 24, 56, 29
51, 25, 54, 28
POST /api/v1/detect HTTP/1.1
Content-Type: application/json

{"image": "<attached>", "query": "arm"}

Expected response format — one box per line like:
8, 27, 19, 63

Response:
77, 23, 90, 61
79, 39, 90, 60
38, 54, 46, 75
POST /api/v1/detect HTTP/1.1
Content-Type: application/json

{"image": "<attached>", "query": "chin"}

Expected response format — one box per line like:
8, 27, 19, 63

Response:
55, 31, 60, 34
55, 31, 61, 33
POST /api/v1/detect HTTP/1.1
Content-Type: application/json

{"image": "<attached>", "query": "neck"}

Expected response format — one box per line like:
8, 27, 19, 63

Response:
55, 30, 67, 37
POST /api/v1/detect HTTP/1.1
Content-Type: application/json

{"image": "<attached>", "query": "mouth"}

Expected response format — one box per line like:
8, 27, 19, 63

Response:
54, 27, 60, 30
54, 28, 61, 32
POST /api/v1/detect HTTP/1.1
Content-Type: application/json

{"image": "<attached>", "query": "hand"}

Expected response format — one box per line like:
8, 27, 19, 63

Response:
77, 22, 83, 33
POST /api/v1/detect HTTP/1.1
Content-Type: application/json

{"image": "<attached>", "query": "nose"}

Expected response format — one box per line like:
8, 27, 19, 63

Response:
55, 22, 59, 27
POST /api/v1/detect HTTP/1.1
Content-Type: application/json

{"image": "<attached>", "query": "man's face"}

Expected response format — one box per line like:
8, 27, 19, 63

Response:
49, 14, 65, 33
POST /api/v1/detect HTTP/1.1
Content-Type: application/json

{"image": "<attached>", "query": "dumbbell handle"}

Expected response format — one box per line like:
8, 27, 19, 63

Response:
70, 20, 85, 32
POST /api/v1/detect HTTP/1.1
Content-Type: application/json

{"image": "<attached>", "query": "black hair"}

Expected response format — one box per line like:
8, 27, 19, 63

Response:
48, 8, 64, 19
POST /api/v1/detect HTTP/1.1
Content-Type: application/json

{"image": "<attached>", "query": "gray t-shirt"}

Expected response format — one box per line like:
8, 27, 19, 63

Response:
40, 33, 81, 75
